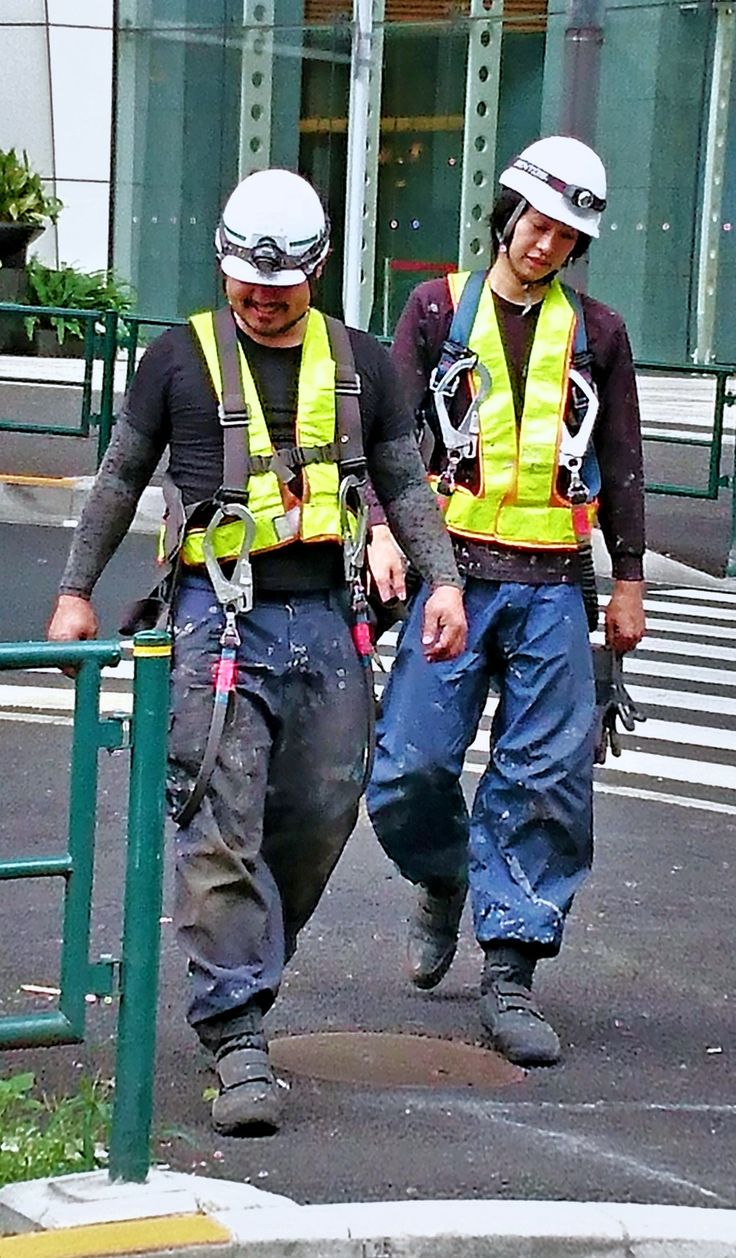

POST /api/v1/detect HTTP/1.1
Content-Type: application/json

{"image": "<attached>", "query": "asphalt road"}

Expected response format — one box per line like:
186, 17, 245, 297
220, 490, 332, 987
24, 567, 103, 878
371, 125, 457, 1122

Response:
0, 526, 735, 1209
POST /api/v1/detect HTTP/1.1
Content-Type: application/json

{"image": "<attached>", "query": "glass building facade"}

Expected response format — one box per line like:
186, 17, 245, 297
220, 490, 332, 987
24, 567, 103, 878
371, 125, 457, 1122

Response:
113, 0, 736, 363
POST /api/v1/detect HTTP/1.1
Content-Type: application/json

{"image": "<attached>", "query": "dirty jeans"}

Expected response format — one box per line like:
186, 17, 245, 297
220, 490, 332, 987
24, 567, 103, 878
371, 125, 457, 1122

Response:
167, 575, 370, 1044
367, 579, 595, 956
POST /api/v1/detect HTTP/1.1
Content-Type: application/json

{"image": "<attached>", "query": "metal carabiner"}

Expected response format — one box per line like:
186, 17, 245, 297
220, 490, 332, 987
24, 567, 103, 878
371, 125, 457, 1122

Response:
432, 358, 491, 462
339, 474, 369, 583
202, 501, 256, 615
558, 367, 599, 485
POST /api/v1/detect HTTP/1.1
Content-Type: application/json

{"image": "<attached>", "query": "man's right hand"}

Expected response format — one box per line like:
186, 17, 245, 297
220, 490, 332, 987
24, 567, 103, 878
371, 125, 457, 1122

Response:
48, 594, 99, 644
421, 585, 467, 662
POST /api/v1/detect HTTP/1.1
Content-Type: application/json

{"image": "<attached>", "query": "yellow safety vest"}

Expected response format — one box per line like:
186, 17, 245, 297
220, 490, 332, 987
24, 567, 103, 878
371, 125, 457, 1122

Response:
435, 272, 597, 549
181, 308, 344, 565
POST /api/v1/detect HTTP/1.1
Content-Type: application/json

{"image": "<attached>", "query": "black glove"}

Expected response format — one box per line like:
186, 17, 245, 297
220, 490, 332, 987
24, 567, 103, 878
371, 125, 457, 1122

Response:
592, 645, 646, 765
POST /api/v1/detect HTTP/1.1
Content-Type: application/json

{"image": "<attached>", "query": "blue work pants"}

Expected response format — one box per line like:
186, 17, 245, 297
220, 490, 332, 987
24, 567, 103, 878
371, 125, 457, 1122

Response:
167, 575, 370, 1042
367, 579, 595, 955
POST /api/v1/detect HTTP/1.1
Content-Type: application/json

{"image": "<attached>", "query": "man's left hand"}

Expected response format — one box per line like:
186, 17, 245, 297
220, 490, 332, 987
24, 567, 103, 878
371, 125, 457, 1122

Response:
422, 585, 467, 661
605, 579, 646, 655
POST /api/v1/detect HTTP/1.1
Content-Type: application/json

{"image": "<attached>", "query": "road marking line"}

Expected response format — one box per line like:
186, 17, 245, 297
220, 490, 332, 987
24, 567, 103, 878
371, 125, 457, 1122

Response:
0, 1215, 231, 1258
625, 658, 736, 687
638, 617, 736, 641
0, 685, 132, 713
470, 719, 736, 755
641, 599, 736, 621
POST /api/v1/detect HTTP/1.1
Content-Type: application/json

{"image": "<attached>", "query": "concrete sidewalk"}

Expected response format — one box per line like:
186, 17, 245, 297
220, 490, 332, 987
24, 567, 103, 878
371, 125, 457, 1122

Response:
2, 1169, 736, 1256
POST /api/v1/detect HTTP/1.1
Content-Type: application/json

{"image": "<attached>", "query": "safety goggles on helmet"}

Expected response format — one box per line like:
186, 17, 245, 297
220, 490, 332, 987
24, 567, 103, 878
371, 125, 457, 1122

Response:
510, 157, 607, 214
215, 222, 330, 281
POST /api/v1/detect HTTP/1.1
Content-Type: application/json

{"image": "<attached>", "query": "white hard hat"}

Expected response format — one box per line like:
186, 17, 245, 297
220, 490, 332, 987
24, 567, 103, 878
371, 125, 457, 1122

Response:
215, 169, 330, 287
499, 136, 607, 238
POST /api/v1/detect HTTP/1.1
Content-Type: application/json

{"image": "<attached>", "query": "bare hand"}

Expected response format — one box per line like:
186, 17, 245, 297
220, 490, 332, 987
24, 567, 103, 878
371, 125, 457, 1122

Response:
421, 585, 467, 662
48, 593, 99, 642
605, 580, 645, 655
367, 524, 406, 604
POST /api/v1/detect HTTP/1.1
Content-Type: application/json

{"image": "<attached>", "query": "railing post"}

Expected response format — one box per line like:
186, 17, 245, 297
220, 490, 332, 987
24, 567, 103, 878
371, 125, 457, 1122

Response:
108, 629, 171, 1183
728, 432, 736, 578
96, 309, 119, 467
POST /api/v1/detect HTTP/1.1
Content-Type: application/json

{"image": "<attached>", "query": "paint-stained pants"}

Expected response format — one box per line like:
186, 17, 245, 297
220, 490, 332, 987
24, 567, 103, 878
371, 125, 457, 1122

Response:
367, 579, 595, 956
167, 575, 369, 1042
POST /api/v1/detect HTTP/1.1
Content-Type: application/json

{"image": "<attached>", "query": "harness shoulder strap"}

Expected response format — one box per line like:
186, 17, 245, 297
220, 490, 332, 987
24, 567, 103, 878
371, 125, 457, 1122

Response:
211, 306, 251, 498
447, 268, 487, 349
323, 314, 366, 481
559, 283, 601, 497
559, 283, 593, 376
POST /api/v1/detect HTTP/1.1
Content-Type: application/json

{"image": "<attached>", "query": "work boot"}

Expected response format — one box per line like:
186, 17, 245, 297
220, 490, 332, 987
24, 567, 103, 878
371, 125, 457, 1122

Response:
479, 944, 561, 1067
407, 881, 466, 990
211, 1025, 283, 1136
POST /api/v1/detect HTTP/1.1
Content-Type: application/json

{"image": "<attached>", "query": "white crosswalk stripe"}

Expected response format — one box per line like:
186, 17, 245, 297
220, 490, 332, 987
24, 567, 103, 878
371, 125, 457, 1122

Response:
637, 373, 736, 444
374, 585, 736, 815
1, 586, 734, 813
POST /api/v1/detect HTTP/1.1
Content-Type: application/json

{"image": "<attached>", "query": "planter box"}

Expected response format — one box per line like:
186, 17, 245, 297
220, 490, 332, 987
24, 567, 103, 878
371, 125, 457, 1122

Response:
0, 267, 31, 353
31, 327, 87, 358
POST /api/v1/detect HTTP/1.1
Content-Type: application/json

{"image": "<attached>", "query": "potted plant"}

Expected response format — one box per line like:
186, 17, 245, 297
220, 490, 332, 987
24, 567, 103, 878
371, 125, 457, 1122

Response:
0, 147, 62, 271
22, 259, 134, 357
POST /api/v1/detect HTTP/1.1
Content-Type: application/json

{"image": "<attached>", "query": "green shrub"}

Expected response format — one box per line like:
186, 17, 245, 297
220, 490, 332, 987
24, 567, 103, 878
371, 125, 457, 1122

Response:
24, 259, 135, 345
0, 1071, 111, 1186
0, 148, 63, 227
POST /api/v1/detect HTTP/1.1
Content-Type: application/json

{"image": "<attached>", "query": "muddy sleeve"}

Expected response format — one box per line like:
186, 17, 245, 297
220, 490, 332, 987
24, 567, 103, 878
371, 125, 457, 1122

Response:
58, 420, 163, 597
368, 433, 462, 590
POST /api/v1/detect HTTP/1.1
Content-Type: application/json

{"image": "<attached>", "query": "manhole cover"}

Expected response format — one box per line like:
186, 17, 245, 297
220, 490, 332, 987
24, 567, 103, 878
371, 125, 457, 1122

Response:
270, 1032, 525, 1088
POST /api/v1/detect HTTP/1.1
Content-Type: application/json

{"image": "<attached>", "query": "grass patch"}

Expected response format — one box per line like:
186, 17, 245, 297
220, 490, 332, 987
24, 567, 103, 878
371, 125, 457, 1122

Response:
0, 1071, 111, 1186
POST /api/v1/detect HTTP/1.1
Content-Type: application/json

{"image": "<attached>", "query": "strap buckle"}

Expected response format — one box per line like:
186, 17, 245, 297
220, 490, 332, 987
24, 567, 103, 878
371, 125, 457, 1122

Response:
335, 373, 362, 395
218, 402, 250, 427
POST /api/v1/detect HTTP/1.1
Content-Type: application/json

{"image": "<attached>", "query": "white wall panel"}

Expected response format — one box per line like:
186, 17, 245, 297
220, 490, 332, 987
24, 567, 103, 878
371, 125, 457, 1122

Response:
0, 22, 53, 175
53, 179, 109, 271
48, 25, 112, 182
47, 0, 113, 27
0, 1, 47, 23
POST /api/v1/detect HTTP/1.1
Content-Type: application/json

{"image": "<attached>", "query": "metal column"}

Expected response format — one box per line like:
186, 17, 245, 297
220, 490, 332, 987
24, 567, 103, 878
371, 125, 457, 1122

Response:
695, 1, 735, 364
343, 0, 385, 330
458, 0, 503, 273
240, 0, 275, 174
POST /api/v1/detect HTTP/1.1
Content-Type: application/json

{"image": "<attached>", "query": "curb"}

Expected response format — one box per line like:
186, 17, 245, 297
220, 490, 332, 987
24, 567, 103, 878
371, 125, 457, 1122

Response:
1, 1173, 735, 1257
1, 474, 736, 590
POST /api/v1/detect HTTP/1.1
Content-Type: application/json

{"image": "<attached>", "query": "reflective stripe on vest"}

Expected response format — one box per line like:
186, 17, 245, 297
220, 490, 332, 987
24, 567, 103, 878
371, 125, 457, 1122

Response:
435, 272, 597, 549
181, 308, 343, 564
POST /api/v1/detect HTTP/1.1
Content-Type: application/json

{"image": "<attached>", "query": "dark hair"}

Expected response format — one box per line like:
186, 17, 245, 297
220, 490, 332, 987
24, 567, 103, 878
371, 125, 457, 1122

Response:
489, 189, 591, 263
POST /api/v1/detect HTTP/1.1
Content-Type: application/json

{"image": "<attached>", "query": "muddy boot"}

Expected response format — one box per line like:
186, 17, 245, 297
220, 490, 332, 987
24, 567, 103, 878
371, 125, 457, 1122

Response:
211, 1019, 283, 1136
407, 881, 466, 990
479, 944, 561, 1067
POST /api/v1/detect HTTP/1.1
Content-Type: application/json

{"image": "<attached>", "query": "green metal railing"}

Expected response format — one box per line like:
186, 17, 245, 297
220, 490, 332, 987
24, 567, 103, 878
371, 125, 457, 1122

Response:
0, 630, 171, 1183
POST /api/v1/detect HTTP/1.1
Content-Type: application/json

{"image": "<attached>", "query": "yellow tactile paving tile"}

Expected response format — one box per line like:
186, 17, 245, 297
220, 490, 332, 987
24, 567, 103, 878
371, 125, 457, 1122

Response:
0, 475, 77, 487
0, 1214, 231, 1258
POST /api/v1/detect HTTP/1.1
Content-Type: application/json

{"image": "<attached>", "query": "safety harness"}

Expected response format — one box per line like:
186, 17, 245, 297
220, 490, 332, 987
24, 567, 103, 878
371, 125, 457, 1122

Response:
172, 307, 373, 828
429, 271, 601, 631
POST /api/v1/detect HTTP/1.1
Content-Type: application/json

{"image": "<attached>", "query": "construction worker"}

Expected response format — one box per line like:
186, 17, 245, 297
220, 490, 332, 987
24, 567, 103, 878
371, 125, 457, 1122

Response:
366, 136, 646, 1067
47, 169, 466, 1135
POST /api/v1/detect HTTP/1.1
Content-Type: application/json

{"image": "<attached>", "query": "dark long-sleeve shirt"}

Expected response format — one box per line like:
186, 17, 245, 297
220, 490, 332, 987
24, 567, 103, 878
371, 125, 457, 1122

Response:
59, 316, 461, 599
391, 278, 646, 584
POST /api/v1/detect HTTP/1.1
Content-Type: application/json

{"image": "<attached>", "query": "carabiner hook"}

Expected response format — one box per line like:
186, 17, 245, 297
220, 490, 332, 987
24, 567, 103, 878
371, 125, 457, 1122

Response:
339, 474, 369, 582
202, 501, 256, 614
